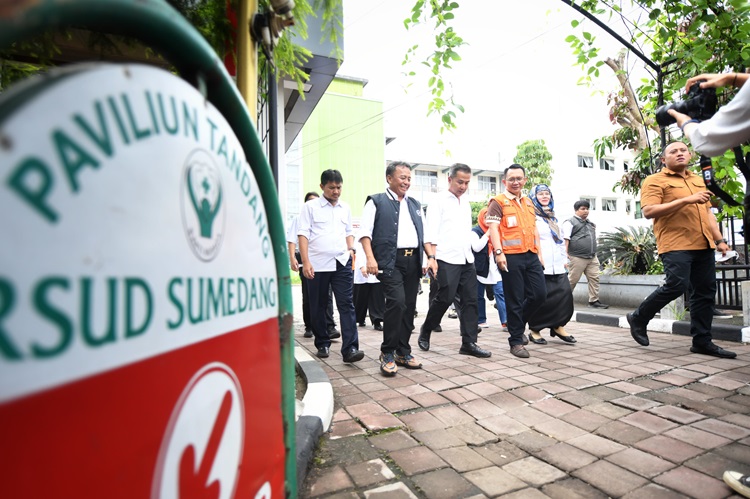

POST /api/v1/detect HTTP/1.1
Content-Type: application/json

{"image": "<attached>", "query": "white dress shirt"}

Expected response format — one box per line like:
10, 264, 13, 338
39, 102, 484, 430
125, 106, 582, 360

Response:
286, 215, 299, 245
353, 240, 380, 284
424, 190, 474, 265
470, 230, 503, 284
687, 82, 750, 157
358, 188, 420, 248
297, 196, 353, 271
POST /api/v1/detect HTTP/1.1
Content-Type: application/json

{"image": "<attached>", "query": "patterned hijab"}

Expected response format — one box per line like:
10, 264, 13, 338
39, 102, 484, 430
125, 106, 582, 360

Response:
530, 184, 563, 244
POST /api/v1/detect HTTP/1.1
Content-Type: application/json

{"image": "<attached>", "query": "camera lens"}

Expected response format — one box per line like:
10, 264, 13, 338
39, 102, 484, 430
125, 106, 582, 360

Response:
655, 104, 676, 127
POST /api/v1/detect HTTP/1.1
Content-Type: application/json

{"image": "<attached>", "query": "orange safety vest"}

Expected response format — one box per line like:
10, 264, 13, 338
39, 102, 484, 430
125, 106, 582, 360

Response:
491, 193, 539, 254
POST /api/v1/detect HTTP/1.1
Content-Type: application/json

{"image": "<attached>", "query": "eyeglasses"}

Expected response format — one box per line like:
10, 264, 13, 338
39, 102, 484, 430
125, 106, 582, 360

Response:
506, 177, 525, 183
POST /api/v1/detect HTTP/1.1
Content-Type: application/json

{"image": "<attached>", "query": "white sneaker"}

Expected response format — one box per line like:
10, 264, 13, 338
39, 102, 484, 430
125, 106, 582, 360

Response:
723, 471, 750, 498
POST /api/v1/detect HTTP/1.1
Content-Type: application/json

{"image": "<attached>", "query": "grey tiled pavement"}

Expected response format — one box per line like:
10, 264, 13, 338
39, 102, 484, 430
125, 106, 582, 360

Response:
295, 287, 750, 498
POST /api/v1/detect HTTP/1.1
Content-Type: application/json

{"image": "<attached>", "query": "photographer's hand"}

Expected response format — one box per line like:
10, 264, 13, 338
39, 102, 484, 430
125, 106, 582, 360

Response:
686, 73, 748, 92
667, 109, 694, 130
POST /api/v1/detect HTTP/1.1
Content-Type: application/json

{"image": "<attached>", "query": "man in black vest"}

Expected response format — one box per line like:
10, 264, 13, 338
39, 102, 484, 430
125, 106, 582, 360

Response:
360, 161, 425, 376
561, 200, 609, 309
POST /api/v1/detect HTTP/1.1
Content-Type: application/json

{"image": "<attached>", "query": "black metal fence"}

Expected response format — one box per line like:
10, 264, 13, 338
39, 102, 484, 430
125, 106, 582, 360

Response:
716, 216, 749, 310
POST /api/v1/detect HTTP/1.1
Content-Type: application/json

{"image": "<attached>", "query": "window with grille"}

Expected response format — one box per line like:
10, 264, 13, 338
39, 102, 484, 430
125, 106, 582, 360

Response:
578, 155, 594, 168
580, 197, 596, 210
477, 175, 497, 195
602, 199, 617, 211
624, 161, 631, 172
414, 170, 438, 193
600, 158, 615, 171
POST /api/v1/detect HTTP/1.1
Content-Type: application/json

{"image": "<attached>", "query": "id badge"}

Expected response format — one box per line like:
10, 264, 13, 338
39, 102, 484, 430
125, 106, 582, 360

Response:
507, 215, 518, 228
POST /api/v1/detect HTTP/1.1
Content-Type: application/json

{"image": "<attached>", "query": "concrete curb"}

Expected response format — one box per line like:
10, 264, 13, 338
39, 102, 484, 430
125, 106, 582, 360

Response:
572, 310, 746, 342
294, 345, 333, 491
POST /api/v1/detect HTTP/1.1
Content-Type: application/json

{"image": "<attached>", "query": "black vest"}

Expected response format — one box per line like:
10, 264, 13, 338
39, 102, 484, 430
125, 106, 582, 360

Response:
471, 225, 490, 278
368, 193, 424, 276
567, 216, 597, 258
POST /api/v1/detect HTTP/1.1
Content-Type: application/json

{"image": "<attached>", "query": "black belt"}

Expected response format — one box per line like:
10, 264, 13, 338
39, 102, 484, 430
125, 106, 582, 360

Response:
397, 248, 418, 257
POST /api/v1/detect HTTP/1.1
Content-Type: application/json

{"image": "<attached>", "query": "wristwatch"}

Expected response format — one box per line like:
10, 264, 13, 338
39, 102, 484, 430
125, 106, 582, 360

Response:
715, 239, 727, 245
494, 249, 503, 255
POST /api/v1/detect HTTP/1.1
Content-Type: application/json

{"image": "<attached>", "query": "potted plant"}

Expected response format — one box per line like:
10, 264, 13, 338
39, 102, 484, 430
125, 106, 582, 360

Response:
571, 226, 665, 309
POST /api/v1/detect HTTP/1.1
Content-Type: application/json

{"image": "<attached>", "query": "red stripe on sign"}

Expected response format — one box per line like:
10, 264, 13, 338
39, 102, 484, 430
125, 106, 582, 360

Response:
0, 318, 285, 499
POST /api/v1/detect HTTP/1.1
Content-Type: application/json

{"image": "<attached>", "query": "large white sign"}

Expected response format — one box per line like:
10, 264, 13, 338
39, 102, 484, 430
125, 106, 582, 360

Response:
0, 63, 278, 402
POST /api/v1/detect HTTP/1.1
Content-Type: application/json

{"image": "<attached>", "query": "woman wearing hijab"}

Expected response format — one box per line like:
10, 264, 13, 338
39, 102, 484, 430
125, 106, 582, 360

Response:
528, 184, 576, 344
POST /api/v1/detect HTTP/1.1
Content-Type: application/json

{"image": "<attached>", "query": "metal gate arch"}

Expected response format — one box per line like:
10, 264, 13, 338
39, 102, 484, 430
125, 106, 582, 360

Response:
0, 0, 296, 496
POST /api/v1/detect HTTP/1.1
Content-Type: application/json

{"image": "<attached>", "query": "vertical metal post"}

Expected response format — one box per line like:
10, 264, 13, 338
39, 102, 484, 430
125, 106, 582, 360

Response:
237, 0, 259, 122
657, 66, 666, 151
268, 61, 279, 186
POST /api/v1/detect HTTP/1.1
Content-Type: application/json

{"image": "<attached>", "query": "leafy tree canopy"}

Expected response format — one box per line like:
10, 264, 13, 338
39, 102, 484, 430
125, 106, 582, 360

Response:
513, 139, 554, 189
565, 0, 750, 219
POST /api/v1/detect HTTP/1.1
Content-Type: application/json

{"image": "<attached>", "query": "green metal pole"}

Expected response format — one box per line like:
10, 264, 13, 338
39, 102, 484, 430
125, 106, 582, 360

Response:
0, 1, 297, 496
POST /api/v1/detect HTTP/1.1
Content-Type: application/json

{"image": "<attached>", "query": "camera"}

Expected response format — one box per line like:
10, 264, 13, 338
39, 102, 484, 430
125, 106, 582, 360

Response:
655, 80, 718, 127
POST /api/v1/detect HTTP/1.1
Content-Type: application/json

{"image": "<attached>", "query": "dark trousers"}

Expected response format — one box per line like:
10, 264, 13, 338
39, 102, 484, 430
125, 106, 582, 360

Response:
501, 252, 547, 347
421, 260, 478, 345
297, 252, 335, 330
354, 282, 384, 325
632, 249, 715, 347
380, 252, 421, 355
307, 260, 359, 354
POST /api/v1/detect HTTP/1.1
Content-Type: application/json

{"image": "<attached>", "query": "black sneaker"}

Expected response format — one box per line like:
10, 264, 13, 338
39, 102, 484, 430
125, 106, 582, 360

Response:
588, 300, 609, 309
327, 327, 341, 339
343, 348, 365, 363
433, 325, 442, 333
303, 328, 313, 338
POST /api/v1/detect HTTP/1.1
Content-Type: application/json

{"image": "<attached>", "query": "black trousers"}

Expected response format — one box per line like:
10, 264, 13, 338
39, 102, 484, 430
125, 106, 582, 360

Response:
297, 252, 335, 330
633, 249, 715, 347
500, 252, 547, 347
307, 260, 359, 354
421, 260, 478, 345
379, 251, 421, 355
354, 282, 384, 325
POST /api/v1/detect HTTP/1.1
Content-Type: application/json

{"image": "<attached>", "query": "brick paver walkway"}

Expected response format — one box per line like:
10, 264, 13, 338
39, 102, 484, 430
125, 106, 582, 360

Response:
296, 290, 750, 498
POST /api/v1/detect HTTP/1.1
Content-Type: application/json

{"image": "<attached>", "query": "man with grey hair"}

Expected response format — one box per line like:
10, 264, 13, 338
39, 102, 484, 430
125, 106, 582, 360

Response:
360, 161, 425, 376
418, 163, 492, 358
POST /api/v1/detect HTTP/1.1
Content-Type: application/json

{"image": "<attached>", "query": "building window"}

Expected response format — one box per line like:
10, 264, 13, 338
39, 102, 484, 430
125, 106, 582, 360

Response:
600, 158, 615, 171
626, 200, 632, 214
580, 197, 596, 210
477, 175, 497, 195
602, 198, 617, 212
635, 201, 643, 219
414, 170, 438, 193
624, 161, 631, 172
578, 155, 594, 168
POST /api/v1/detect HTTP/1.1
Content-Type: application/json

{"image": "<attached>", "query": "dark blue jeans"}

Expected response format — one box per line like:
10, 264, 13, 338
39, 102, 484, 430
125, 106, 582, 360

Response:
307, 260, 359, 354
477, 281, 507, 325
632, 249, 715, 347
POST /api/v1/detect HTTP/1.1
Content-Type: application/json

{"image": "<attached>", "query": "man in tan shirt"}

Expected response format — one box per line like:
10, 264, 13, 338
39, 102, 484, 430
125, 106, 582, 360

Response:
626, 141, 734, 358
